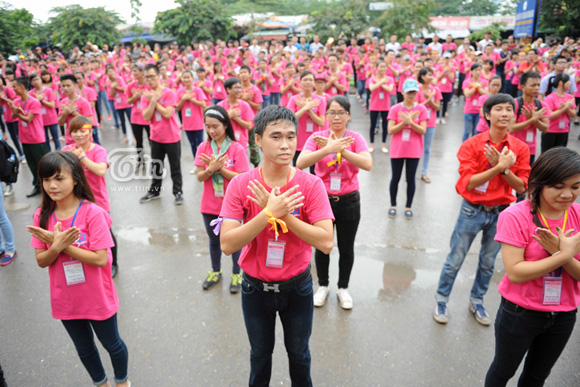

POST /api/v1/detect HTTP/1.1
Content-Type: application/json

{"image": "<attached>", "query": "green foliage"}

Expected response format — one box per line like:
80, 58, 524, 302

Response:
469, 22, 508, 42
375, 0, 437, 38
432, 0, 498, 16
223, 0, 328, 17
48, 5, 124, 51
130, 0, 143, 22
129, 25, 147, 46
539, 0, 580, 37
153, 0, 234, 45
0, 5, 38, 54
309, 0, 371, 41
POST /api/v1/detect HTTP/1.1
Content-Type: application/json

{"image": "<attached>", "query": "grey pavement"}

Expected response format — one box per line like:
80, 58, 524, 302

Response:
1, 94, 580, 386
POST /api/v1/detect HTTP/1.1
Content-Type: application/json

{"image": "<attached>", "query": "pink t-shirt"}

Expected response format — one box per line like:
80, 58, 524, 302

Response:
30, 202, 118, 320
241, 84, 263, 115
140, 88, 181, 144
387, 103, 428, 159
325, 70, 348, 97
369, 76, 395, 111
495, 200, 580, 312
211, 73, 227, 100
476, 94, 491, 133
2, 87, 18, 124
177, 86, 208, 131
62, 144, 110, 212
302, 130, 369, 195
220, 168, 334, 282
194, 140, 250, 215
463, 78, 489, 114
279, 77, 301, 107
59, 96, 93, 145
195, 79, 213, 101
512, 99, 551, 155
127, 81, 151, 125
415, 85, 442, 127
287, 94, 327, 151
437, 66, 455, 93
253, 70, 274, 96
16, 97, 45, 144
79, 87, 98, 127
217, 99, 254, 149
544, 93, 576, 133
111, 78, 131, 110
30, 87, 59, 126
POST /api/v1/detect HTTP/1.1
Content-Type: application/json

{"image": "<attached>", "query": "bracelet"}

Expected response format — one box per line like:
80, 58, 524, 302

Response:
553, 251, 561, 256
80, 155, 87, 161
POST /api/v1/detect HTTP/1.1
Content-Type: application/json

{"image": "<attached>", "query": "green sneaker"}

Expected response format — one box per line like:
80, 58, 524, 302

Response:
230, 273, 242, 294
202, 270, 222, 290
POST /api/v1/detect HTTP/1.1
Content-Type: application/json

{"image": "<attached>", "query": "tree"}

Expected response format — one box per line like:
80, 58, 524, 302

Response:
432, 0, 499, 16
0, 5, 38, 54
539, 0, 580, 37
153, 0, 234, 45
469, 22, 508, 42
376, 0, 437, 39
48, 5, 124, 51
309, 0, 371, 42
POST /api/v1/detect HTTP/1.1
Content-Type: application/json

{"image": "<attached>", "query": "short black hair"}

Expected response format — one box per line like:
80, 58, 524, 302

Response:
418, 67, 433, 84
327, 95, 350, 113
520, 71, 541, 86
239, 65, 251, 74
253, 105, 298, 136
13, 76, 29, 89
224, 77, 241, 91
60, 74, 77, 84
482, 93, 515, 127
551, 55, 567, 65
144, 64, 159, 74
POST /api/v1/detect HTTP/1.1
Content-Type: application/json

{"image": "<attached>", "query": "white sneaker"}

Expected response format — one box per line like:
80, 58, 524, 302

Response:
369, 145, 374, 153
313, 286, 330, 307
381, 147, 388, 154
436, 118, 441, 124
441, 118, 446, 125
190, 169, 195, 174
3, 184, 13, 197
337, 288, 353, 309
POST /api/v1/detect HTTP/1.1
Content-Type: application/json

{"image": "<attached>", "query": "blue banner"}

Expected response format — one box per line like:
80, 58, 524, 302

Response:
514, 0, 539, 38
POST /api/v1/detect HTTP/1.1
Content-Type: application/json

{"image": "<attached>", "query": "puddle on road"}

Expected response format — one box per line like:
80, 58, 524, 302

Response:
116, 227, 202, 247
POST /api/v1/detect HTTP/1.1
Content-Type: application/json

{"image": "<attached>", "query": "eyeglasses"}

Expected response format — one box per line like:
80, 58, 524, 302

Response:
144, 75, 158, 79
326, 111, 348, 118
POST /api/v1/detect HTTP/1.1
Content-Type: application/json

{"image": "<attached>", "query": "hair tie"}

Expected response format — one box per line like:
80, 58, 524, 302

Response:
81, 124, 92, 130
205, 109, 225, 120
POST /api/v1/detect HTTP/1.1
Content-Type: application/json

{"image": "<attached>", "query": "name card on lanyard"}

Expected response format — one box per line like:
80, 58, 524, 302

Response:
54, 201, 87, 286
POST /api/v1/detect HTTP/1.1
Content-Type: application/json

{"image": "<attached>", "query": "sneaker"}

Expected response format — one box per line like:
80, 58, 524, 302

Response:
436, 118, 441, 124
369, 145, 374, 153
175, 193, 184, 205
441, 118, 446, 125
381, 146, 388, 154
4, 184, 13, 197
313, 286, 330, 307
203, 270, 222, 290
433, 301, 448, 324
230, 273, 242, 293
469, 302, 492, 326
337, 288, 353, 309
0, 251, 17, 266
404, 209, 413, 219
139, 192, 160, 203
190, 169, 196, 174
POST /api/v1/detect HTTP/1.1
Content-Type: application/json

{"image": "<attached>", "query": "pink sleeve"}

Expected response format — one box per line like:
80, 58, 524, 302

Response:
86, 207, 114, 251
242, 102, 255, 122
165, 89, 177, 107
495, 207, 529, 247
93, 146, 109, 166
253, 87, 263, 104
140, 95, 150, 110
30, 209, 48, 249
435, 88, 442, 101
219, 175, 245, 221
194, 141, 209, 166
387, 105, 399, 121
79, 99, 92, 117
30, 99, 42, 115
287, 96, 297, 112
233, 143, 250, 173
195, 88, 207, 103
353, 132, 369, 153
302, 133, 318, 152
419, 106, 428, 122
303, 177, 334, 224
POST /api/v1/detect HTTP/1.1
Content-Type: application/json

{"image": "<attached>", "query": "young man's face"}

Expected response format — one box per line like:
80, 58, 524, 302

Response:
486, 102, 514, 130
61, 79, 77, 96
228, 83, 242, 98
256, 121, 297, 165
145, 68, 160, 88
239, 69, 250, 82
523, 77, 540, 97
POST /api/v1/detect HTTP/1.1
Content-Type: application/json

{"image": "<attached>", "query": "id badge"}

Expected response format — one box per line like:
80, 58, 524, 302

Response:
526, 129, 534, 143
155, 112, 162, 122
559, 120, 566, 129
41, 107, 46, 115
185, 108, 192, 117
235, 131, 241, 141
137, 101, 142, 110
442, 78, 447, 84
402, 128, 411, 142
116, 94, 121, 104
21, 121, 28, 128
287, 92, 292, 99
474, 180, 489, 194
329, 172, 342, 192
472, 98, 478, 107
379, 92, 384, 100
213, 178, 224, 197
427, 109, 431, 119
266, 240, 285, 269
306, 120, 314, 132
216, 86, 221, 93
63, 260, 86, 286
543, 276, 562, 305
332, 87, 337, 94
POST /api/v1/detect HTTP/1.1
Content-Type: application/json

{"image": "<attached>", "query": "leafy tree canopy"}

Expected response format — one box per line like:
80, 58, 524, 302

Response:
0, 4, 38, 54
375, 0, 437, 39
309, 0, 371, 42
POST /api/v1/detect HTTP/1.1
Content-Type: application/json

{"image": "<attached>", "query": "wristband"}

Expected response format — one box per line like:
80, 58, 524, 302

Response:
80, 155, 87, 161
553, 251, 561, 256
263, 207, 288, 241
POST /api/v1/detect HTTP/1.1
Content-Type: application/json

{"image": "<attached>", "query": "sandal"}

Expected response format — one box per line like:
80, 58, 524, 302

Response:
421, 175, 431, 183
404, 210, 413, 219
388, 208, 396, 218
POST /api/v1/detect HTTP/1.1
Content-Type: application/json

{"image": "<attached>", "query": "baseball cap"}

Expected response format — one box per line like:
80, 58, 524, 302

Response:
402, 79, 419, 93
403, 54, 411, 61
443, 52, 452, 58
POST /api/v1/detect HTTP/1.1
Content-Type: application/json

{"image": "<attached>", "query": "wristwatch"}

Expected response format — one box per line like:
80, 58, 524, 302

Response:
500, 168, 510, 175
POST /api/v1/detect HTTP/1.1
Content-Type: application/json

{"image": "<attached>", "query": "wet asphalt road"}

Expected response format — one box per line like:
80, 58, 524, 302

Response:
1, 93, 579, 387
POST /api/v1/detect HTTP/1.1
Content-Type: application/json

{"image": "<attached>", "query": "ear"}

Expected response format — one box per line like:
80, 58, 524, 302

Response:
254, 133, 262, 149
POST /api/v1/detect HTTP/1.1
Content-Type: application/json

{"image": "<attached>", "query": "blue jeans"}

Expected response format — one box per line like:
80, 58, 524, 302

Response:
356, 80, 366, 99
61, 313, 129, 386
44, 124, 61, 151
270, 92, 280, 106
435, 200, 501, 305
92, 126, 101, 145
241, 273, 314, 387
485, 298, 577, 387
98, 91, 113, 117
108, 100, 120, 127
0, 187, 15, 253
463, 113, 480, 142
262, 95, 271, 108
212, 98, 223, 106
421, 126, 436, 175
184, 130, 204, 158
116, 107, 132, 137
6, 121, 23, 156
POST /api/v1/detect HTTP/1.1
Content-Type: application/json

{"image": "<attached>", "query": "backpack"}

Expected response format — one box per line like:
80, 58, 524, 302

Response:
0, 140, 19, 183
516, 96, 543, 120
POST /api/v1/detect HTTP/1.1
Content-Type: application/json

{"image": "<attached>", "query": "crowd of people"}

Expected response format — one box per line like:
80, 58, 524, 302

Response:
1, 31, 580, 386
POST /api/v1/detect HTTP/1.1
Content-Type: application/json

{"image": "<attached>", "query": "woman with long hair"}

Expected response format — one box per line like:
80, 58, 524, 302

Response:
542, 73, 577, 153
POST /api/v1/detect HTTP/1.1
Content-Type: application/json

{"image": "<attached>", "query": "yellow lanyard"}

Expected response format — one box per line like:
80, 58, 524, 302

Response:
537, 209, 568, 233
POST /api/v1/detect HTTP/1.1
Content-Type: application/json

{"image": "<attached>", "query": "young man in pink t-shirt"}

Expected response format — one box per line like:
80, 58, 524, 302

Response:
220, 105, 334, 386
57, 74, 93, 146
12, 77, 49, 197
139, 64, 184, 205
217, 77, 255, 148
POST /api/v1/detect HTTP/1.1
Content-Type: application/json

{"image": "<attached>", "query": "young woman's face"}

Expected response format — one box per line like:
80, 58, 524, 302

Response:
472, 67, 482, 78
299, 74, 314, 91
563, 80, 572, 91
42, 73, 51, 83
541, 174, 580, 214
42, 167, 76, 202
71, 128, 92, 147
422, 71, 434, 84
489, 79, 502, 94
377, 63, 387, 75
204, 116, 227, 142
182, 72, 193, 86
326, 101, 350, 131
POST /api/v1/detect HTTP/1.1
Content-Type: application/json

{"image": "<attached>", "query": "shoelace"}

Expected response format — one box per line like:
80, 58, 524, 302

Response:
437, 302, 447, 314
474, 304, 487, 316
207, 271, 221, 281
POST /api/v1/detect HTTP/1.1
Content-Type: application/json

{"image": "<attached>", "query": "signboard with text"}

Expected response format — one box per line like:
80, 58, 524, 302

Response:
514, 0, 540, 38
429, 17, 470, 31
470, 16, 515, 30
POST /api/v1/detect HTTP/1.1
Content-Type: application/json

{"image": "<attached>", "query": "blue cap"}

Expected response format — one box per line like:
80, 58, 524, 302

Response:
403, 79, 419, 93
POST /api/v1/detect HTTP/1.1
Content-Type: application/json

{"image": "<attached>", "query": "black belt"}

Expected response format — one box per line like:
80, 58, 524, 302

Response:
465, 200, 509, 214
328, 190, 359, 203
243, 266, 311, 293
503, 298, 576, 317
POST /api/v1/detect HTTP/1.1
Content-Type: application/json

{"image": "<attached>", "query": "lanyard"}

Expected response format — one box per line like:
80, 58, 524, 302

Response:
538, 208, 568, 278
259, 167, 292, 194
326, 130, 347, 172
52, 200, 84, 229
486, 141, 506, 169
21, 96, 30, 112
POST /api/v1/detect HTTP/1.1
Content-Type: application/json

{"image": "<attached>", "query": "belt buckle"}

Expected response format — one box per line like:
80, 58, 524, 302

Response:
329, 196, 340, 202
262, 283, 280, 292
